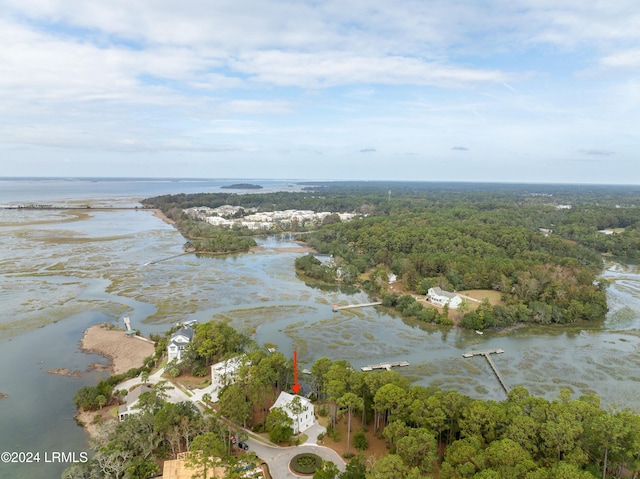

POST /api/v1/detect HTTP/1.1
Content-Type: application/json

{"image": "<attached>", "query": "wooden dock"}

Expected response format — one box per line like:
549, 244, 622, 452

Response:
462, 348, 504, 358
361, 361, 409, 372
462, 349, 509, 393
144, 252, 189, 266
332, 302, 382, 312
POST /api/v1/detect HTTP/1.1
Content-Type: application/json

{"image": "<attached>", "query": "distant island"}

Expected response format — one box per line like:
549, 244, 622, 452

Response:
221, 183, 263, 190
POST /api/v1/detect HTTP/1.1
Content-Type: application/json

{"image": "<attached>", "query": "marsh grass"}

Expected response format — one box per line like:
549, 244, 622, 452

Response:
0, 303, 90, 338
475, 385, 489, 394
441, 362, 463, 375
460, 361, 482, 375
407, 363, 440, 376
318, 317, 343, 328
286, 321, 306, 330
0, 211, 91, 228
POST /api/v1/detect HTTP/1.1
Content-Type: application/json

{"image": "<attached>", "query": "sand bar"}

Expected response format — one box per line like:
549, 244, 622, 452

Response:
81, 324, 154, 375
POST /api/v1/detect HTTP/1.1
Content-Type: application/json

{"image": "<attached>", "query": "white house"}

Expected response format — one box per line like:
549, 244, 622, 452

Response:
210, 356, 246, 401
167, 327, 194, 362
270, 391, 315, 435
427, 287, 463, 309
118, 384, 153, 421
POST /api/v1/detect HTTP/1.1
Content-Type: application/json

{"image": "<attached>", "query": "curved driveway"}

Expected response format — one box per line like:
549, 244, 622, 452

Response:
246, 437, 346, 478
117, 372, 345, 477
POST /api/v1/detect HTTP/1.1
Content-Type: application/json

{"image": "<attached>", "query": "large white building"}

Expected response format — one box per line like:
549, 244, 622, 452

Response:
270, 392, 315, 435
210, 356, 246, 401
426, 287, 463, 309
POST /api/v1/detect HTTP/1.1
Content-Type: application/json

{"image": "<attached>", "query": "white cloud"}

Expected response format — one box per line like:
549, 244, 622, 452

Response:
600, 49, 640, 69
225, 100, 293, 115
232, 51, 507, 88
579, 149, 615, 156
0, 0, 638, 182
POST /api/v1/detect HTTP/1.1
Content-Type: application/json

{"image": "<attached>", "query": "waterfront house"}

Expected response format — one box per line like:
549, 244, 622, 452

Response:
167, 327, 194, 362
118, 384, 153, 421
270, 391, 314, 434
426, 287, 462, 309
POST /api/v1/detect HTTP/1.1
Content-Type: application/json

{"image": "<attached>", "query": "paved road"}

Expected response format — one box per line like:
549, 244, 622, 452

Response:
117, 372, 346, 477
245, 437, 346, 478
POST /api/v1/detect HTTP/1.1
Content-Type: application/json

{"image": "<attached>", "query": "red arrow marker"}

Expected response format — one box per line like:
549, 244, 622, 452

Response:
292, 350, 300, 394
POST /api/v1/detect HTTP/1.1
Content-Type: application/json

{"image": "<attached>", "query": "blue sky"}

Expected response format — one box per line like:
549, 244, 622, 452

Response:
1, 0, 639, 183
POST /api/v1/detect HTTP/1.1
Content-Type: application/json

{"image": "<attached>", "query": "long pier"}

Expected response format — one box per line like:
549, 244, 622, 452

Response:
462, 349, 509, 393
332, 302, 382, 312
361, 361, 409, 372
144, 252, 190, 266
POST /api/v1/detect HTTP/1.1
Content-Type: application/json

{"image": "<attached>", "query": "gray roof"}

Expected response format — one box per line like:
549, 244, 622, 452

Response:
126, 384, 153, 406
430, 287, 459, 299
171, 327, 194, 342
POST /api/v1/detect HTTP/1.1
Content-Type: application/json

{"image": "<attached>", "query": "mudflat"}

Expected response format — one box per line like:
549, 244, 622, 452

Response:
81, 324, 154, 375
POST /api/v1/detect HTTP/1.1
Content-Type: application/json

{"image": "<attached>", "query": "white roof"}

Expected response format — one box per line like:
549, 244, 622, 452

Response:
211, 355, 245, 374
430, 287, 459, 299
270, 391, 311, 411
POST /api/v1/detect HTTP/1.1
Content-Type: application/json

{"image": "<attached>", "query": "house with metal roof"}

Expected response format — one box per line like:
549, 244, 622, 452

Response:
426, 287, 463, 309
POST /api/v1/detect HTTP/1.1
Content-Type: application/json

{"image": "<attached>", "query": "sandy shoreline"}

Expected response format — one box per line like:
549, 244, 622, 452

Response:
80, 324, 155, 375
151, 208, 175, 226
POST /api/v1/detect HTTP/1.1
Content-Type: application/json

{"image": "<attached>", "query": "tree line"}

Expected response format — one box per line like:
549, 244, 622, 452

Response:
143, 182, 640, 262
307, 356, 640, 479
68, 321, 640, 478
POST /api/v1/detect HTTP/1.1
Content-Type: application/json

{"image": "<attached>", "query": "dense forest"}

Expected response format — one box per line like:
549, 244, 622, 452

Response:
143, 183, 640, 260
143, 182, 640, 328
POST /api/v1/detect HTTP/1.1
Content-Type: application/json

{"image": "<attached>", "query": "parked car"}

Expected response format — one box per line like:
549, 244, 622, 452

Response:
237, 442, 249, 451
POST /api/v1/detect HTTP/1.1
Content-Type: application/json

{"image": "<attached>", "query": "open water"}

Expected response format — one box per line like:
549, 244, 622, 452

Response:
1, 178, 639, 478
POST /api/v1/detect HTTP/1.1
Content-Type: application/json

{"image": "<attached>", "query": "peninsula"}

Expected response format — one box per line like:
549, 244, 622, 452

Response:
220, 183, 263, 189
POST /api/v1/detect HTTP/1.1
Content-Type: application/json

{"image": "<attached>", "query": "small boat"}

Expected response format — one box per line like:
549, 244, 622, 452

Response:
475, 330, 484, 335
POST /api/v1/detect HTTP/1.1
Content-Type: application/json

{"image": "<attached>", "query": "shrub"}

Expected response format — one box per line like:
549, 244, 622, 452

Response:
326, 425, 340, 442
354, 430, 368, 451
290, 453, 323, 475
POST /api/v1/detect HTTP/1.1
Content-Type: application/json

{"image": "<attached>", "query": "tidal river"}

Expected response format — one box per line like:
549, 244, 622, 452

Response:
1, 186, 639, 478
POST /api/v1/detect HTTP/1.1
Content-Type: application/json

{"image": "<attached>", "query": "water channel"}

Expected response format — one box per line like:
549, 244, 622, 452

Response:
1, 182, 639, 478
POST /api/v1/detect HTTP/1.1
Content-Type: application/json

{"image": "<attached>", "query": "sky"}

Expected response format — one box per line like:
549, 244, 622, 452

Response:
1, 0, 639, 184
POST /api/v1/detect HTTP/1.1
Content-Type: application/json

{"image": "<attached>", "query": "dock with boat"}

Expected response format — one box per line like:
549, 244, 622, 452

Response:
462, 349, 509, 393
361, 361, 409, 372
